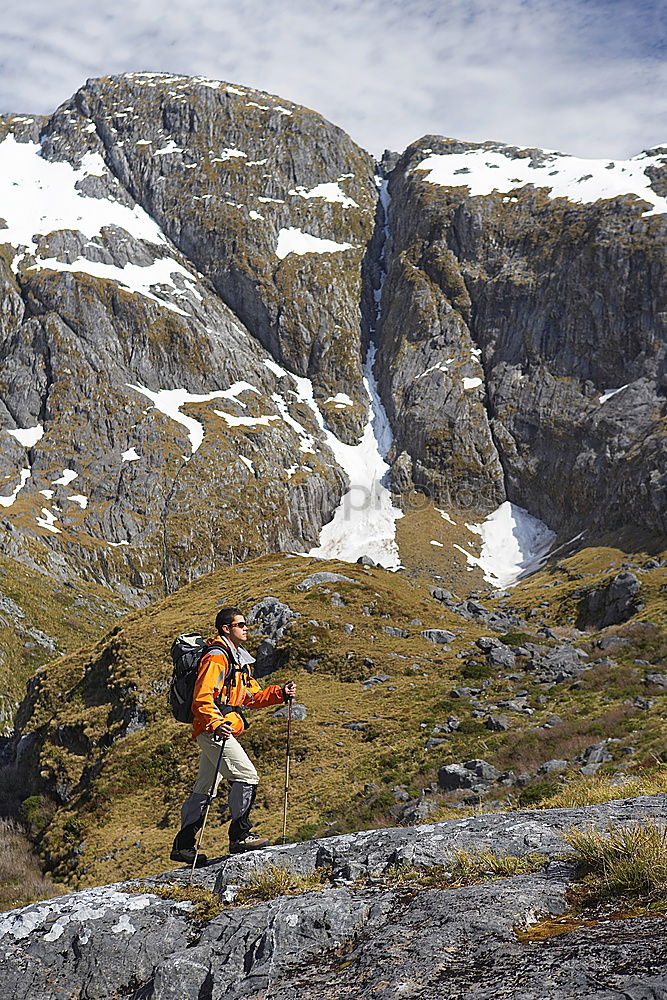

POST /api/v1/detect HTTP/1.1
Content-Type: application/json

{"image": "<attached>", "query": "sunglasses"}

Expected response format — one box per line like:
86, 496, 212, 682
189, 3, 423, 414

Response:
230, 621, 248, 628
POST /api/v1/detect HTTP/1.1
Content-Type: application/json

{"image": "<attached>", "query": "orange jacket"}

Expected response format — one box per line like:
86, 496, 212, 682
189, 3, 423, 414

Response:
191, 635, 285, 740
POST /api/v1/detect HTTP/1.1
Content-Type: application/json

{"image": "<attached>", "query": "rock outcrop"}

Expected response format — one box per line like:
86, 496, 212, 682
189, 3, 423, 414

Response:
0, 795, 664, 999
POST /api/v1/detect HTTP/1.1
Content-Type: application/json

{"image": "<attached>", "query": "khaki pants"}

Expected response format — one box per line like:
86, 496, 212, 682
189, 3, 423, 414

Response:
179, 732, 259, 835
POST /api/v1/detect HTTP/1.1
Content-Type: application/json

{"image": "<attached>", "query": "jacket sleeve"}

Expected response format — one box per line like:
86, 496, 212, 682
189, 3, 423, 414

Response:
192, 649, 228, 733
242, 677, 285, 710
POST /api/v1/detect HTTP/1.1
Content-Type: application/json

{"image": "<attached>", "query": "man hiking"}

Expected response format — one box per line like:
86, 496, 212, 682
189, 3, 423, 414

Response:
171, 606, 296, 864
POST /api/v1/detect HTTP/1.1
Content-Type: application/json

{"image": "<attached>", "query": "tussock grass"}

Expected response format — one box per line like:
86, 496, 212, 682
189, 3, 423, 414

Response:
540, 767, 667, 810
0, 819, 62, 912
564, 821, 667, 905
449, 848, 546, 881
385, 850, 546, 889
235, 864, 331, 904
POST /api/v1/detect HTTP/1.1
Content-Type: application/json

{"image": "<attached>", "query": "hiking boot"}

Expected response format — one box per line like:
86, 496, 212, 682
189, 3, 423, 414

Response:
170, 846, 208, 867
229, 833, 269, 854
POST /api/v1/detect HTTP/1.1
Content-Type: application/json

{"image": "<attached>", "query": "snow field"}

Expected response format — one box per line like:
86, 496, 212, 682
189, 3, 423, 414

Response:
305, 344, 403, 569
6, 425, 44, 447
288, 181, 358, 208
454, 501, 556, 589
276, 228, 356, 259
0, 135, 201, 314
415, 145, 667, 215
127, 383, 261, 457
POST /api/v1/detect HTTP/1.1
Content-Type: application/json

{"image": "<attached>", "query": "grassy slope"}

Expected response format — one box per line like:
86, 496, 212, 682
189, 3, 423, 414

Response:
12, 533, 665, 892
0, 552, 130, 736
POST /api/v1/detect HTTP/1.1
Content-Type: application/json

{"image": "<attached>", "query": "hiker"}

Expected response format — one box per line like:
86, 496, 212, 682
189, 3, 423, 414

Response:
171, 606, 296, 863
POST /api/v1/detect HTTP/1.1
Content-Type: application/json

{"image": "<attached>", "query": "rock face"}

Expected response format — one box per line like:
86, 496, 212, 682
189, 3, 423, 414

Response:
579, 571, 644, 627
0, 795, 664, 1000
0, 74, 375, 601
376, 138, 667, 537
1, 77, 665, 604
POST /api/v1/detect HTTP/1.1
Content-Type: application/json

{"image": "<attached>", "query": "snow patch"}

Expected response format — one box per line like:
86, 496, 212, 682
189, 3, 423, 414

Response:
215, 411, 279, 429
308, 343, 403, 568
239, 456, 255, 473
269, 393, 316, 452
324, 392, 354, 407
436, 508, 457, 525
0, 135, 169, 275
52, 469, 78, 486
415, 360, 454, 380
289, 182, 358, 208
128, 382, 260, 456
458, 501, 555, 588
153, 141, 183, 157
598, 385, 629, 403
212, 148, 247, 162
276, 227, 355, 259
462, 376, 483, 390
430, 539, 444, 547
6, 424, 43, 447
0, 469, 30, 508
121, 447, 141, 462
28, 256, 199, 317
263, 359, 288, 379
36, 508, 61, 534
68, 495, 88, 509
415, 145, 667, 216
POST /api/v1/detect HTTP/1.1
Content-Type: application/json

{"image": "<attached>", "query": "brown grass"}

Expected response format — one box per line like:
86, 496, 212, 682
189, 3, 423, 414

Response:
0, 819, 63, 911
540, 767, 667, 809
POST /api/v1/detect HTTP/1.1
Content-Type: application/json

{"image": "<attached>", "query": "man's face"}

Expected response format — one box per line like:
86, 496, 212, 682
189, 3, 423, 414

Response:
225, 615, 248, 645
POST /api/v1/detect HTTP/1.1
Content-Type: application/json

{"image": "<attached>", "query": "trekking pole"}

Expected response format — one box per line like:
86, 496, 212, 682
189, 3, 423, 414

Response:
280, 697, 293, 845
188, 738, 226, 885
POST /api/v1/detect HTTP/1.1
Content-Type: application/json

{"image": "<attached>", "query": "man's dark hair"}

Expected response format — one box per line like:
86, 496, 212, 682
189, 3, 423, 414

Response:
216, 606, 242, 633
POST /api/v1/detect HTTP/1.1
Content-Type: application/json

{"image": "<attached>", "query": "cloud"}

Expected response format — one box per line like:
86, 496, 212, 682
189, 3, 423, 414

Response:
0, 0, 665, 158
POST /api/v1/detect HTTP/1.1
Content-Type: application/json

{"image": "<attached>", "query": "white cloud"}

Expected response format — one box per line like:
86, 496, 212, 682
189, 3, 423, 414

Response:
0, 0, 664, 158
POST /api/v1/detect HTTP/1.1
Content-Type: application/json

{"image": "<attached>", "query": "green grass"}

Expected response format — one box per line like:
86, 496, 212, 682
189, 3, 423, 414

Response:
565, 821, 667, 906
235, 864, 331, 904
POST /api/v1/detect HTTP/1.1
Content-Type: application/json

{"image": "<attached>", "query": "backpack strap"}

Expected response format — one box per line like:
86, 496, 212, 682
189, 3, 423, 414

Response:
202, 639, 240, 706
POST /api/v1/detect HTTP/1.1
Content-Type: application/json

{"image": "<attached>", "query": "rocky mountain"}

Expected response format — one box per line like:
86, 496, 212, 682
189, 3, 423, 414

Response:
1, 795, 666, 1000
377, 139, 667, 540
1, 72, 665, 611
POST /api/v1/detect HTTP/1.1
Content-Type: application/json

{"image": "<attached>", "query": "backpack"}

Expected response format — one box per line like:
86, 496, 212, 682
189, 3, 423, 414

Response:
168, 633, 228, 723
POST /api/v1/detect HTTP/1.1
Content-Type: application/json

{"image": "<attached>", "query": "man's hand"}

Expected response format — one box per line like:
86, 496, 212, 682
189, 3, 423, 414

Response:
283, 680, 296, 700
214, 720, 233, 740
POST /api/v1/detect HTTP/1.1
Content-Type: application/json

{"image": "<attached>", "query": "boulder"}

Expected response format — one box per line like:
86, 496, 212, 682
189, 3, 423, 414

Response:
488, 646, 516, 669
485, 715, 510, 731
538, 760, 569, 775
438, 758, 500, 791
581, 572, 643, 627
383, 626, 408, 638
271, 703, 307, 721
420, 628, 455, 645
296, 573, 357, 591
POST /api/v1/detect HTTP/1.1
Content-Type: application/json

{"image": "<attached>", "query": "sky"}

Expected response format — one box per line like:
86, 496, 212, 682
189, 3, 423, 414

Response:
0, 0, 665, 159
